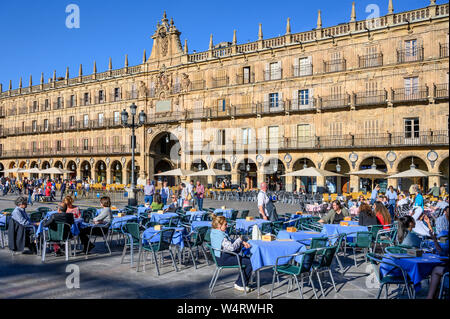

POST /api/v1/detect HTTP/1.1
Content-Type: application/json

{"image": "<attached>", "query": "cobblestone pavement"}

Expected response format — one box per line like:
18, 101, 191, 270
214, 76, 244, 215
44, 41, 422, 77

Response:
0, 193, 430, 299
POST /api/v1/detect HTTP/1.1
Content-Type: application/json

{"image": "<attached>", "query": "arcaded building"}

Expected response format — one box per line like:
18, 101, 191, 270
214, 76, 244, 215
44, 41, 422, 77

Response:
0, 0, 448, 192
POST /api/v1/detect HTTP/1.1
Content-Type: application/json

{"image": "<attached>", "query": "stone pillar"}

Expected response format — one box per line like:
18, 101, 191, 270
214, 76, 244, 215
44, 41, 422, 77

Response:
257, 170, 265, 188
387, 178, 398, 190
107, 166, 113, 184
350, 175, 359, 192
317, 176, 326, 188
231, 171, 239, 185
429, 176, 440, 189
285, 171, 293, 192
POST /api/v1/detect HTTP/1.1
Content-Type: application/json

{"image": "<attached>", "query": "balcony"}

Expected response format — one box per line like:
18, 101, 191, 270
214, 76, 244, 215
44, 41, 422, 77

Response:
358, 53, 383, 69
109, 93, 122, 103
211, 76, 229, 88
260, 101, 286, 114
231, 104, 258, 117
190, 80, 205, 91
263, 69, 282, 81
354, 90, 387, 106
396, 47, 424, 63
323, 59, 346, 73
94, 95, 106, 104
52, 101, 64, 110
18, 106, 28, 115
320, 94, 351, 109
439, 43, 449, 58
434, 83, 449, 100
392, 86, 428, 102
292, 65, 313, 77
289, 98, 316, 112
235, 73, 255, 85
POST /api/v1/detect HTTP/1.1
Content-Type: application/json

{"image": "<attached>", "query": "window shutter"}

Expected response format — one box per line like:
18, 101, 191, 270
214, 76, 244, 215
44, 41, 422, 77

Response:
277, 61, 282, 79
265, 63, 270, 81
293, 58, 299, 77
279, 92, 283, 107
292, 90, 298, 108
309, 88, 314, 106
263, 93, 269, 109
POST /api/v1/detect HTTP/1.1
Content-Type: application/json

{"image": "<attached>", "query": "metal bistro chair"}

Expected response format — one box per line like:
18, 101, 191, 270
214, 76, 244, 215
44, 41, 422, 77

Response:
373, 224, 398, 253
85, 224, 112, 257
206, 244, 249, 295
29, 211, 44, 223
137, 228, 178, 276
347, 231, 372, 267
120, 222, 141, 268
270, 249, 318, 299
329, 233, 347, 272
0, 215, 11, 249
312, 245, 339, 298
182, 226, 210, 269
439, 272, 449, 299
366, 252, 415, 299
41, 222, 73, 262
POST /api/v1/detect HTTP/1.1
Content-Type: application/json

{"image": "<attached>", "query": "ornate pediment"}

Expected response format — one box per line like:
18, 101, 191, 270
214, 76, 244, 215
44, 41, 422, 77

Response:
148, 12, 184, 62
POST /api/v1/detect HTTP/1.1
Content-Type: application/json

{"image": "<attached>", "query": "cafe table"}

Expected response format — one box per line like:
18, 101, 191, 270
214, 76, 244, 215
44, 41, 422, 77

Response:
277, 230, 325, 246
213, 208, 234, 218
142, 226, 187, 265
150, 212, 178, 224
381, 252, 448, 292
235, 219, 270, 234
247, 239, 306, 297
186, 210, 208, 222
321, 224, 368, 244
190, 221, 212, 230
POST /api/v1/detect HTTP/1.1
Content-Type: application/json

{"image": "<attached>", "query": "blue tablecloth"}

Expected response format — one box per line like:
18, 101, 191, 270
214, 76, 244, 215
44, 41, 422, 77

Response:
138, 207, 151, 214
321, 224, 368, 243
284, 214, 313, 226
0, 215, 6, 226
235, 219, 270, 233
191, 221, 212, 230
142, 226, 186, 248
277, 230, 325, 245
186, 211, 208, 222
381, 253, 447, 291
214, 209, 233, 218
248, 240, 306, 271
110, 215, 139, 230
150, 212, 178, 224
96, 208, 120, 216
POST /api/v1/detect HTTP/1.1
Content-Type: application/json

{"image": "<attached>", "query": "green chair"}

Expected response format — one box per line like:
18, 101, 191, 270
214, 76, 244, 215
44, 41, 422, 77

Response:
347, 231, 372, 267
271, 221, 285, 235
81, 208, 97, 223
373, 225, 398, 253
239, 210, 249, 219
310, 237, 329, 249
41, 222, 73, 262
366, 252, 415, 299
120, 222, 141, 268
182, 226, 210, 269
229, 210, 239, 221
203, 228, 212, 245
1, 208, 14, 214
269, 249, 318, 299
206, 243, 249, 295
29, 211, 44, 223
384, 246, 408, 254
312, 246, 338, 297
36, 207, 51, 214
137, 228, 178, 276
367, 225, 383, 249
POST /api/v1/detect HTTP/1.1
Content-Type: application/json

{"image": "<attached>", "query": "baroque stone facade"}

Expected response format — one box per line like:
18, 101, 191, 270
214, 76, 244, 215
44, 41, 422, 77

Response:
0, 2, 448, 192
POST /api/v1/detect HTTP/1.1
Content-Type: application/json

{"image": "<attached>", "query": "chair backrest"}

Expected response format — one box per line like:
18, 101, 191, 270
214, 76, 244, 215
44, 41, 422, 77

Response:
191, 226, 209, 246
206, 243, 219, 266
310, 237, 329, 249
355, 231, 372, 248
298, 249, 317, 274
122, 222, 140, 244
37, 207, 51, 214
368, 225, 384, 241
168, 216, 180, 227
47, 222, 71, 242
0, 215, 11, 230
230, 210, 239, 221
81, 210, 95, 223
260, 222, 273, 234
155, 228, 176, 251
240, 210, 249, 219
204, 227, 212, 244
315, 245, 338, 268
29, 211, 43, 223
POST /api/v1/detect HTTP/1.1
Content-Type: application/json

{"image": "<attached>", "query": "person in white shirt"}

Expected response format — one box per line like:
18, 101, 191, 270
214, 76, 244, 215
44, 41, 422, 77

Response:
257, 182, 270, 220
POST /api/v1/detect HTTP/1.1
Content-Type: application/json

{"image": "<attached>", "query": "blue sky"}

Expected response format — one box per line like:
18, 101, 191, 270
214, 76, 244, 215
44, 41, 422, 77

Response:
0, 0, 444, 89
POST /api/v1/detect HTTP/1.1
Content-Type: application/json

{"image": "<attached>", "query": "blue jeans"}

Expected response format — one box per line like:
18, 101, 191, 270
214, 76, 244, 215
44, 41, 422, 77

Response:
217, 253, 252, 287
27, 194, 33, 205
370, 198, 376, 205
161, 197, 167, 206
197, 197, 204, 211
144, 195, 153, 204
388, 199, 396, 220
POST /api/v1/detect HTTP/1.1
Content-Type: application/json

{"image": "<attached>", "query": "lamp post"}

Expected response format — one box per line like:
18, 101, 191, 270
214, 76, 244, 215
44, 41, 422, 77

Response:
121, 103, 147, 206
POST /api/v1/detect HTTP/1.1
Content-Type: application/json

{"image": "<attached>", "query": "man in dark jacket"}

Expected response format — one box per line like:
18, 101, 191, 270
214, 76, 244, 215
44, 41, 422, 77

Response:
8, 197, 38, 254
42, 202, 74, 256
60, 181, 67, 201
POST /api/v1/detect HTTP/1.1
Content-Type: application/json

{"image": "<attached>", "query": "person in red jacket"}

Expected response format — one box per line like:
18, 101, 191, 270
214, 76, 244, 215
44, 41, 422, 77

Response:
374, 202, 391, 229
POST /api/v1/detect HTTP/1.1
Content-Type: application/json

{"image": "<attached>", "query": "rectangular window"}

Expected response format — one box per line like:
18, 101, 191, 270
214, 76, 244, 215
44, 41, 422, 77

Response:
43, 119, 49, 131
69, 116, 75, 127
33, 101, 38, 112
83, 114, 89, 127
299, 57, 312, 76
114, 111, 120, 124
99, 90, 104, 103
329, 122, 343, 136
97, 137, 103, 148
217, 99, 226, 112
405, 39, 418, 58
298, 89, 309, 105
32, 120, 37, 132
84, 93, 89, 105
56, 140, 62, 152
56, 117, 61, 128
113, 136, 120, 146
217, 129, 226, 146
43, 140, 49, 151
242, 128, 252, 145
268, 126, 279, 148
45, 99, 49, 110
297, 124, 311, 143
70, 95, 76, 107
269, 93, 279, 108
243, 67, 251, 84
404, 77, 419, 96
57, 97, 62, 109
98, 113, 104, 126
83, 139, 89, 151
32, 141, 37, 152
114, 88, 121, 101
131, 84, 138, 99
69, 139, 75, 149
270, 62, 280, 80
404, 118, 419, 139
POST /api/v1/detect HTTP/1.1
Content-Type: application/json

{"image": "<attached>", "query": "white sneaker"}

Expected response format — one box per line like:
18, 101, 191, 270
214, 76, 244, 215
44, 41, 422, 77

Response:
234, 284, 254, 292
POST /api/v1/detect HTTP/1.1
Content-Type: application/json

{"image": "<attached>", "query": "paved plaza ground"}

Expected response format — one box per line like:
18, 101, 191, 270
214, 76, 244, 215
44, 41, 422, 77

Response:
0, 193, 431, 299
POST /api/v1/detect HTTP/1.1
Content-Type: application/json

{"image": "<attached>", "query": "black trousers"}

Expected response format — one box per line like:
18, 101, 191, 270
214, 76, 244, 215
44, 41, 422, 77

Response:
217, 252, 253, 287
79, 226, 108, 249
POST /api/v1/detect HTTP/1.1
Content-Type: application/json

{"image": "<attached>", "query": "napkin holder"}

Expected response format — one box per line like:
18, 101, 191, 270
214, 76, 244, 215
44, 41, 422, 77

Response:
406, 249, 423, 257
190, 208, 196, 212
117, 213, 124, 217
262, 234, 275, 241
154, 225, 162, 231
295, 211, 303, 215
221, 206, 226, 210
340, 222, 349, 226
344, 217, 352, 221
286, 227, 297, 233
246, 216, 254, 221
157, 210, 164, 214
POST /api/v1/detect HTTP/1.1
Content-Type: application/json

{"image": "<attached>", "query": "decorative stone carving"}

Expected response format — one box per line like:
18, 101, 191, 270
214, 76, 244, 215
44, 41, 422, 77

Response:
138, 81, 147, 97
181, 73, 191, 92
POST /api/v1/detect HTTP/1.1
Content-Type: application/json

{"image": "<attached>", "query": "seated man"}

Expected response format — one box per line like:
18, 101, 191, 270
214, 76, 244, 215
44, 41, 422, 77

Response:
42, 202, 75, 256
8, 196, 39, 254
79, 196, 113, 253
164, 194, 180, 213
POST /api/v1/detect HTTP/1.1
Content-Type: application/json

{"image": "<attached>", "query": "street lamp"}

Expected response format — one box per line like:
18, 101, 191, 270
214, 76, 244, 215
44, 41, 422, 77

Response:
121, 102, 147, 206
336, 159, 341, 172
246, 163, 250, 172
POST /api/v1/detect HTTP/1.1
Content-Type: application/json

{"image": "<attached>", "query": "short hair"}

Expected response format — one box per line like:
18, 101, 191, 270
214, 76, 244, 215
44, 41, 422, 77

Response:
15, 197, 28, 206
58, 203, 68, 213
359, 203, 374, 216
100, 196, 111, 207
211, 214, 227, 229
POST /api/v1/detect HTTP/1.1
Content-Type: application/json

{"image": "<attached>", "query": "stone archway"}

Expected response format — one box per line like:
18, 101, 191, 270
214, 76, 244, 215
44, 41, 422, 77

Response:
111, 160, 123, 184
95, 161, 107, 183
149, 131, 181, 180
325, 157, 351, 194
292, 158, 316, 193
358, 156, 388, 192
439, 157, 449, 187
212, 158, 232, 187
154, 159, 175, 186
81, 161, 92, 181
396, 156, 429, 192
263, 158, 286, 191
237, 159, 257, 189
67, 161, 77, 180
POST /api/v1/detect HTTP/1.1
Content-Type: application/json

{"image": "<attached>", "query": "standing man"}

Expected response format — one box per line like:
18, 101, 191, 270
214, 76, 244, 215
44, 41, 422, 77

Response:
385, 185, 397, 220
427, 183, 440, 198
257, 182, 270, 220
160, 181, 171, 206
370, 184, 380, 205
60, 181, 67, 201
186, 180, 195, 207
144, 179, 155, 205
195, 180, 205, 211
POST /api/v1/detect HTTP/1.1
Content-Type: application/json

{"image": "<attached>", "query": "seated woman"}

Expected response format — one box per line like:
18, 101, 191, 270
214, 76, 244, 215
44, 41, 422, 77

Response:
79, 196, 113, 253
358, 203, 378, 226
210, 214, 253, 292
397, 215, 443, 253
151, 194, 164, 211
64, 195, 81, 219
374, 202, 391, 229
318, 200, 350, 224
